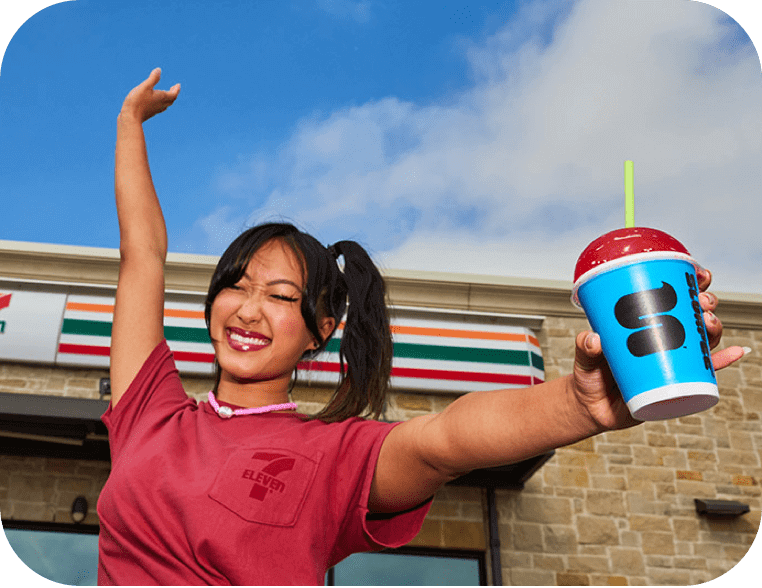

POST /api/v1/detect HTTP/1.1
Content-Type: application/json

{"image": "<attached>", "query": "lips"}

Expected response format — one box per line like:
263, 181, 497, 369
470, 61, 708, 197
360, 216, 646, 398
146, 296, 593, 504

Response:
226, 327, 271, 352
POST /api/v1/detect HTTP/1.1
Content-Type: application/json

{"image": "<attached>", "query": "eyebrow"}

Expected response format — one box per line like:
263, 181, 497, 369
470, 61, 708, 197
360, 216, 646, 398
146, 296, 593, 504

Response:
242, 274, 302, 290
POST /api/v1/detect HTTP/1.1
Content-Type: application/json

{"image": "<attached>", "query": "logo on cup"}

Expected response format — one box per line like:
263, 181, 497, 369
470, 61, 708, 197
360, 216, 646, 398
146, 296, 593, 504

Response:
685, 272, 714, 373
614, 282, 685, 357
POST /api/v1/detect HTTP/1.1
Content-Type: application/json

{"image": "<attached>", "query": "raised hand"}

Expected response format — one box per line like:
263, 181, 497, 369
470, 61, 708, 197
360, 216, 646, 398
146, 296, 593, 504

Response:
120, 68, 180, 124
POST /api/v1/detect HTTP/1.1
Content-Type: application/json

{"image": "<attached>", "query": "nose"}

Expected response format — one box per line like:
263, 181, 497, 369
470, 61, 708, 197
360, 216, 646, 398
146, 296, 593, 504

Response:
236, 291, 264, 324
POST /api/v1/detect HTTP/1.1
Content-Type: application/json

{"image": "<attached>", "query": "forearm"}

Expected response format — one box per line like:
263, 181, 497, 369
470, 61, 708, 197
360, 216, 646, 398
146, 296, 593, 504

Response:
422, 375, 605, 475
115, 113, 168, 261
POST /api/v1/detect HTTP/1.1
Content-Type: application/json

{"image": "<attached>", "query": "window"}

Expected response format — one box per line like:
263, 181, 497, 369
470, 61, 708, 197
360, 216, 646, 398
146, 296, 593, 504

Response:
2, 521, 99, 586
327, 547, 485, 585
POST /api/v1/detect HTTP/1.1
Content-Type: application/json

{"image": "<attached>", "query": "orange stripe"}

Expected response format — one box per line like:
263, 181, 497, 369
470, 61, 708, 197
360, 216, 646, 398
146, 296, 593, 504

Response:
338, 321, 539, 346
66, 302, 114, 313
390, 325, 528, 343
66, 302, 205, 319
164, 309, 205, 319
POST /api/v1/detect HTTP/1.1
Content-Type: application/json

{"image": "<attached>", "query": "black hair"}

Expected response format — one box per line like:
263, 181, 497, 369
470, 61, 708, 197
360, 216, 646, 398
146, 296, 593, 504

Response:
204, 222, 392, 422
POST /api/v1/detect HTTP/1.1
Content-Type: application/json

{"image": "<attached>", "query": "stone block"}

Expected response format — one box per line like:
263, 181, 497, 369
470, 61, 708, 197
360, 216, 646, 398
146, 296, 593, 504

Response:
557, 572, 591, 586
628, 515, 672, 532
647, 433, 676, 448
516, 495, 573, 524
673, 556, 707, 570
590, 575, 628, 586
676, 470, 703, 481
585, 490, 626, 517
641, 532, 675, 555
543, 525, 579, 554
8, 475, 55, 503
577, 516, 619, 545
676, 435, 714, 450
510, 569, 555, 586
718, 448, 760, 467
532, 554, 564, 571
567, 555, 611, 573
543, 465, 590, 488
442, 520, 486, 550
392, 392, 433, 412
673, 518, 699, 541
514, 523, 544, 552
609, 547, 646, 575
646, 569, 691, 585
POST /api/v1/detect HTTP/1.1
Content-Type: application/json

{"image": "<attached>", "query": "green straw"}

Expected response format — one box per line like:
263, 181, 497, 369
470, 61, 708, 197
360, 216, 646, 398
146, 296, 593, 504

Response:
624, 160, 634, 227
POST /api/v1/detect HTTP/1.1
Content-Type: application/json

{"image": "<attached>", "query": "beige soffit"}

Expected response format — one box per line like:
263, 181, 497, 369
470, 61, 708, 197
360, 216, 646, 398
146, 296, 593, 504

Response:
1, 240, 761, 329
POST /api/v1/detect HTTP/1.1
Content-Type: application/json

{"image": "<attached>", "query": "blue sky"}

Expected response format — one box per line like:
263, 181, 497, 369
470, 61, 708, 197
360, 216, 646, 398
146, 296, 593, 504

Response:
0, 0, 761, 299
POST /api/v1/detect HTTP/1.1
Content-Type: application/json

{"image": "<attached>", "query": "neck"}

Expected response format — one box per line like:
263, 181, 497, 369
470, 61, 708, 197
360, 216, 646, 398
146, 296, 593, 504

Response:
215, 376, 292, 409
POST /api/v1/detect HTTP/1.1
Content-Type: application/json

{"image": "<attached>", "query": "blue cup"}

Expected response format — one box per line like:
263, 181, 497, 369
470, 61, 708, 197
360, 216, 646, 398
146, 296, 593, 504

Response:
573, 255, 718, 421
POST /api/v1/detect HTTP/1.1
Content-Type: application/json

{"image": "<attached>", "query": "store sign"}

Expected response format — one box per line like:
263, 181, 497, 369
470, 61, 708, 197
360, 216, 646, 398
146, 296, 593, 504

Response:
57, 295, 214, 375
1, 286, 545, 390
300, 315, 545, 391
0, 289, 67, 363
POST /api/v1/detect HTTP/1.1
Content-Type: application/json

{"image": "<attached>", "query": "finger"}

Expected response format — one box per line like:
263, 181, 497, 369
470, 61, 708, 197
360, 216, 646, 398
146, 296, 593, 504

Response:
142, 68, 162, 90
712, 345, 750, 370
164, 84, 181, 102
574, 331, 605, 372
703, 310, 722, 349
696, 267, 712, 292
699, 291, 717, 312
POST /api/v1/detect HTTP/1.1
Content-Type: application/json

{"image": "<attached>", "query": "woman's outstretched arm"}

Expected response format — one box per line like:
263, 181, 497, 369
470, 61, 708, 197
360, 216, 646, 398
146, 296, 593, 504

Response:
110, 69, 180, 408
369, 270, 747, 513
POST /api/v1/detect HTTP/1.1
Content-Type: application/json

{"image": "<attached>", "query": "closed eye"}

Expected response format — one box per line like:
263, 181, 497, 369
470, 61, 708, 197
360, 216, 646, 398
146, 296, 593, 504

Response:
272, 295, 299, 302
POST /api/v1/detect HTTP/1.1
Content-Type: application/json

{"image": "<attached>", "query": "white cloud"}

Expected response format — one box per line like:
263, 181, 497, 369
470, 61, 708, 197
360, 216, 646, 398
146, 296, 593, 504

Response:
200, 0, 762, 294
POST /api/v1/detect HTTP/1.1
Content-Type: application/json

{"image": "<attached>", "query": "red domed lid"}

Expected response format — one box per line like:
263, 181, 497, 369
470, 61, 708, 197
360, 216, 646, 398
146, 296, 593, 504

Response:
574, 227, 691, 283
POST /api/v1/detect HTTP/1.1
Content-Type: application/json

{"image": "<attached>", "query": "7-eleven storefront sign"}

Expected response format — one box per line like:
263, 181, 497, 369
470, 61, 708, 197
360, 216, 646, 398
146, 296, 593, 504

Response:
1, 288, 544, 392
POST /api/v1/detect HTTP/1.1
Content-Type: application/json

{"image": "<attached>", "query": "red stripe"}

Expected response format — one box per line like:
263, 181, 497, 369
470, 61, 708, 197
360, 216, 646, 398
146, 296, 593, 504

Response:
58, 344, 215, 363
58, 343, 110, 356
173, 350, 215, 363
298, 360, 540, 385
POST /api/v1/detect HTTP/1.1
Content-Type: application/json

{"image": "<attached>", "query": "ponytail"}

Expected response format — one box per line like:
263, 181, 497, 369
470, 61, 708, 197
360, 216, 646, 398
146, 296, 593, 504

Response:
309, 241, 392, 423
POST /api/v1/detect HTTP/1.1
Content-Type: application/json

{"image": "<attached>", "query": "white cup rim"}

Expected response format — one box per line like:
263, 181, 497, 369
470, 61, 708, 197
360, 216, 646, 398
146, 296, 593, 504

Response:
571, 251, 700, 307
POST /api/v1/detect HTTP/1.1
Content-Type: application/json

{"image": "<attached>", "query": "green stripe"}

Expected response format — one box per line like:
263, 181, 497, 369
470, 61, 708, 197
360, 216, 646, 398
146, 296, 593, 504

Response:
62, 319, 210, 344
62, 319, 541, 369
164, 325, 211, 344
62, 319, 112, 337
327, 339, 539, 367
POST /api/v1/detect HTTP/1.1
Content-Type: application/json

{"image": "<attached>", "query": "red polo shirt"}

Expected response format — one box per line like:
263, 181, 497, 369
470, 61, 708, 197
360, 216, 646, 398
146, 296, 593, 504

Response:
97, 340, 430, 585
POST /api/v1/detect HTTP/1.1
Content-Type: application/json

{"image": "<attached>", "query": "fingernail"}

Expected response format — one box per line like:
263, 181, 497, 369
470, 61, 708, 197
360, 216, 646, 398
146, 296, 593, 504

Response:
585, 333, 598, 351
743, 346, 752, 356
705, 311, 717, 324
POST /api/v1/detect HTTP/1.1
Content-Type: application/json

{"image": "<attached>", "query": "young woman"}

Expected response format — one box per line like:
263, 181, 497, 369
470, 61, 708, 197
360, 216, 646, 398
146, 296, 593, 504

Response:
97, 69, 745, 585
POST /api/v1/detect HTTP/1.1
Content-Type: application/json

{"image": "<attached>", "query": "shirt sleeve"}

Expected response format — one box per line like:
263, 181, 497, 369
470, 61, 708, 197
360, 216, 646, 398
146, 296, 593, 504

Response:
329, 420, 432, 565
101, 339, 194, 463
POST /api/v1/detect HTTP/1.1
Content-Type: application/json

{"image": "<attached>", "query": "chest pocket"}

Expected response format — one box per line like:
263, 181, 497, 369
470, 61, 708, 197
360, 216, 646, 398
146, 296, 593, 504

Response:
209, 446, 322, 527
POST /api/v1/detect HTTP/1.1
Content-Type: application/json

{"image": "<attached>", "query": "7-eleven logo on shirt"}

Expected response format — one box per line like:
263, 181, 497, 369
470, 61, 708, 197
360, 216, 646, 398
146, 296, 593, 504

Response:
242, 452, 296, 501
210, 446, 319, 525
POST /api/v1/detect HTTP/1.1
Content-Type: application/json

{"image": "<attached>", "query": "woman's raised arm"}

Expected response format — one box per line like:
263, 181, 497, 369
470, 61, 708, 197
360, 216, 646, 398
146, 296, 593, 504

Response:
110, 69, 180, 408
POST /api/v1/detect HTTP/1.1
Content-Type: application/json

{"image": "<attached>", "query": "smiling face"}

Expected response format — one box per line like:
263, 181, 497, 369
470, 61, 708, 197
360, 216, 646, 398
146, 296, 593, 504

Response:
209, 239, 330, 406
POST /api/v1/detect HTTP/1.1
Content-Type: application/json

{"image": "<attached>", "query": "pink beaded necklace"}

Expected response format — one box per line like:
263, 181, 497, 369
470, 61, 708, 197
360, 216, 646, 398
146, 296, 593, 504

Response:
208, 391, 297, 419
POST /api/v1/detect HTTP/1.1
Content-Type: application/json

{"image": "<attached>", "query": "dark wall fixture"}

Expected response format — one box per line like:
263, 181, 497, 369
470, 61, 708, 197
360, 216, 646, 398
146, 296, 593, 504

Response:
694, 499, 750, 518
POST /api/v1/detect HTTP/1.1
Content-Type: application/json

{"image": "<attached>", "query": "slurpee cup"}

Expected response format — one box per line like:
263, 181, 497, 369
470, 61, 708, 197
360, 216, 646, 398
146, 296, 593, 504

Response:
572, 228, 718, 421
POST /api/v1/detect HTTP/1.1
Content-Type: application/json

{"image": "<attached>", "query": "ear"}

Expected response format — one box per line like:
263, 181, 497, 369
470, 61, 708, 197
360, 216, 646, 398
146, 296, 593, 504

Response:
311, 316, 336, 349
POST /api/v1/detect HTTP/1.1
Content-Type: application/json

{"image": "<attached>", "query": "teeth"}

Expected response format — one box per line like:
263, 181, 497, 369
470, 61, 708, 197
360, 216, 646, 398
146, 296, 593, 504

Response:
229, 331, 269, 345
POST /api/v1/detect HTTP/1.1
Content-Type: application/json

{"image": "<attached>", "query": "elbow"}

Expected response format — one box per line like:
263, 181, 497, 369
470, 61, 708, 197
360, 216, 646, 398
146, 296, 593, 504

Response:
416, 413, 475, 482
